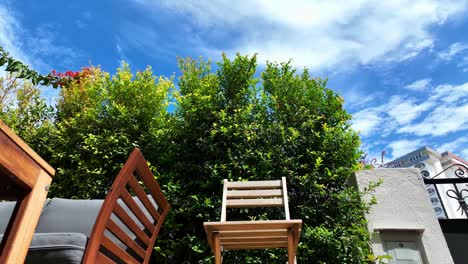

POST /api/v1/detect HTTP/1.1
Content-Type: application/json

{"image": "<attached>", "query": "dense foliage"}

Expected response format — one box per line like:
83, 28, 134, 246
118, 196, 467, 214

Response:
1, 54, 375, 263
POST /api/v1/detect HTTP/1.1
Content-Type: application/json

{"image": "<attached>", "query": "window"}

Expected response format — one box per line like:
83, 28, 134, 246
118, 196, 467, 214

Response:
379, 230, 427, 264
385, 241, 423, 264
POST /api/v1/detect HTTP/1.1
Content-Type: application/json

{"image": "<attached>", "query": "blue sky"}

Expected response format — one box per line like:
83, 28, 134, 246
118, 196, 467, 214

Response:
1, 0, 467, 161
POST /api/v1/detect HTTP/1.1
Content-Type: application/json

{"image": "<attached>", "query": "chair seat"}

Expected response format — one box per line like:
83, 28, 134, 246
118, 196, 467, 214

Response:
0, 232, 87, 264
204, 220, 302, 251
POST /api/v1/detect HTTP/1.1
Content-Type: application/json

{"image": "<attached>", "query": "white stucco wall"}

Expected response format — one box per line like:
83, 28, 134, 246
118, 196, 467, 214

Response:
351, 168, 454, 264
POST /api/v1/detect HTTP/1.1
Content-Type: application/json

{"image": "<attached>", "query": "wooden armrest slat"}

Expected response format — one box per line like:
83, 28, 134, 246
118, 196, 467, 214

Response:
223, 242, 288, 249
221, 237, 288, 243
102, 236, 139, 264
135, 161, 169, 209
204, 220, 302, 231
128, 176, 161, 221
114, 204, 151, 246
107, 219, 146, 258
219, 230, 288, 238
226, 180, 281, 189
226, 198, 283, 208
120, 189, 154, 232
226, 189, 282, 198
96, 251, 115, 264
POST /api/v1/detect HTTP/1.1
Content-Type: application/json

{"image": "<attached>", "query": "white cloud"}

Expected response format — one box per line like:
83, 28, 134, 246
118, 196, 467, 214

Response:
387, 139, 426, 160
351, 95, 434, 137
351, 108, 384, 136
397, 104, 468, 136
386, 96, 434, 125
404, 78, 431, 91
462, 149, 468, 160
353, 82, 468, 139
438, 42, 468, 61
0, 4, 82, 72
132, 0, 468, 71
436, 138, 468, 155
0, 4, 32, 66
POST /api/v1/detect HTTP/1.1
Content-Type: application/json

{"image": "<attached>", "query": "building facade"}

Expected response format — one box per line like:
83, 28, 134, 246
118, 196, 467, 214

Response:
368, 146, 468, 263
351, 168, 454, 264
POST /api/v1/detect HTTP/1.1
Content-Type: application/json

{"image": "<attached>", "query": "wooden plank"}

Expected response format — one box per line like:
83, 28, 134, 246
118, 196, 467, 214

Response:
83, 148, 170, 264
0, 130, 41, 189
120, 189, 154, 232
96, 251, 115, 264
223, 242, 288, 250
227, 189, 282, 198
221, 236, 287, 243
101, 236, 140, 264
107, 219, 146, 258
0, 121, 55, 176
128, 176, 160, 221
0, 170, 52, 264
227, 180, 281, 189
134, 153, 169, 210
82, 152, 134, 264
287, 229, 295, 264
221, 179, 228, 222
214, 233, 221, 264
282, 177, 290, 220
219, 230, 287, 238
114, 203, 151, 246
204, 220, 302, 231
204, 225, 214, 252
144, 199, 170, 264
226, 198, 283, 208
293, 223, 300, 253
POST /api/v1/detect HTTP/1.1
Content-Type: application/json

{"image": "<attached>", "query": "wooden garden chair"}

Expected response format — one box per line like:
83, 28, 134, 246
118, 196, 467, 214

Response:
204, 177, 302, 264
82, 148, 170, 263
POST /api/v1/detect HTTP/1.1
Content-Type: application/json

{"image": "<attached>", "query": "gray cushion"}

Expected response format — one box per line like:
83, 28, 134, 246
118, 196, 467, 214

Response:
0, 200, 51, 234
35, 198, 103, 237
0, 232, 86, 264
0, 201, 16, 234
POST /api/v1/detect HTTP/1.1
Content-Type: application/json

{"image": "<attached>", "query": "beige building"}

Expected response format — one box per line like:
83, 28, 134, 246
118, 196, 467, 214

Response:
352, 146, 468, 263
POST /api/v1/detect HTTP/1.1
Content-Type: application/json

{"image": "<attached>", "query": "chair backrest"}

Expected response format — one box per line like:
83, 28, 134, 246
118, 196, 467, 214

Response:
82, 148, 170, 264
221, 177, 290, 221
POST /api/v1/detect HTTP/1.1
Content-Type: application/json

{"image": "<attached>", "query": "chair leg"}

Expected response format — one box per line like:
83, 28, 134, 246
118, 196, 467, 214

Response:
214, 233, 221, 264
287, 229, 295, 264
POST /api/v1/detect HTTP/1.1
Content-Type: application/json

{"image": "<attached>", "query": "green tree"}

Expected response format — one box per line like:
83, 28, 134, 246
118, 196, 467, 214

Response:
151, 54, 369, 263
45, 64, 173, 198
1, 54, 373, 263
0, 73, 53, 153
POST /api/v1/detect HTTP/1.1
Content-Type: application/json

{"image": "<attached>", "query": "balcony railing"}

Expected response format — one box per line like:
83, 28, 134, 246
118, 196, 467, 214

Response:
423, 164, 468, 219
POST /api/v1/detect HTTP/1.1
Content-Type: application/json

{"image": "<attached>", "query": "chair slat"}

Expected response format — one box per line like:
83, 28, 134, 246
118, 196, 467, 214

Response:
135, 161, 169, 210
219, 230, 287, 238
83, 149, 170, 264
227, 189, 282, 198
223, 242, 288, 250
221, 237, 287, 243
204, 177, 301, 262
107, 219, 146, 259
120, 190, 154, 232
102, 236, 140, 264
128, 176, 161, 221
96, 251, 115, 264
226, 180, 281, 189
226, 198, 283, 208
204, 220, 302, 231
113, 204, 151, 246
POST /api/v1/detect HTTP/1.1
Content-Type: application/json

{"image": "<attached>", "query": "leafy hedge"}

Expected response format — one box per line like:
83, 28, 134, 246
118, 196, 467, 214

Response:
1, 54, 373, 263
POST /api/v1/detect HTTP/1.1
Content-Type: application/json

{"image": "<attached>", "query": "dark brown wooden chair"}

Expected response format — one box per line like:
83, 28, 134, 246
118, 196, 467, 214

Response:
81, 148, 170, 264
